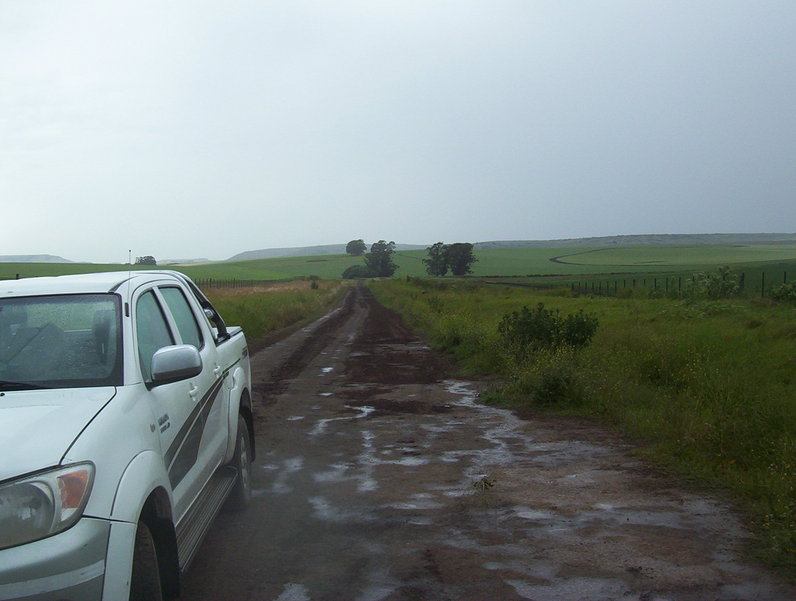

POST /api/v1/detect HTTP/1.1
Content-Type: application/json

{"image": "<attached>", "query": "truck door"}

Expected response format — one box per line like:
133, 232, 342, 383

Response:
133, 287, 223, 522
157, 286, 229, 490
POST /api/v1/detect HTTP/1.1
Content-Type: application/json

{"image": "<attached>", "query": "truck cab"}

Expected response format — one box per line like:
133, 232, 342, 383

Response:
0, 271, 253, 600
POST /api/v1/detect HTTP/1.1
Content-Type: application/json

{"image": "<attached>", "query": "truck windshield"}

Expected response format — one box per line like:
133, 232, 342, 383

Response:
0, 294, 122, 390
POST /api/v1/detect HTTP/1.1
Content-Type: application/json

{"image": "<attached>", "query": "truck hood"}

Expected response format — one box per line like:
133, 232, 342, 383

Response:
0, 388, 116, 482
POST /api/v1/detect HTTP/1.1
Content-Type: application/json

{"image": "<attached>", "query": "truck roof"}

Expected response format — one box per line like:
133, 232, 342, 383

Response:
0, 270, 191, 297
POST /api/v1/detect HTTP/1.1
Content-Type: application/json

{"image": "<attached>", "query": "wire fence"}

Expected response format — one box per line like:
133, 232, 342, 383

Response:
568, 271, 791, 298
193, 278, 269, 289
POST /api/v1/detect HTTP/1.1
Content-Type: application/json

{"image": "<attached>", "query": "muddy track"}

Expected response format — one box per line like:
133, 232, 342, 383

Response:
178, 287, 795, 601
252, 288, 358, 400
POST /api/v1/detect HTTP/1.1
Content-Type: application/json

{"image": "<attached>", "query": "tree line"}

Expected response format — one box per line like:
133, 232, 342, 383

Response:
343, 240, 477, 279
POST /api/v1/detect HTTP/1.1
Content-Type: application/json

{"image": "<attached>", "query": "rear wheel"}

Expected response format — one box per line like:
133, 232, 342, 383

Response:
130, 520, 163, 601
227, 414, 252, 511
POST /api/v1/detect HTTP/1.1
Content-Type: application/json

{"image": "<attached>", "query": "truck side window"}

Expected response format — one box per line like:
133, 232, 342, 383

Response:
159, 287, 203, 349
136, 291, 174, 381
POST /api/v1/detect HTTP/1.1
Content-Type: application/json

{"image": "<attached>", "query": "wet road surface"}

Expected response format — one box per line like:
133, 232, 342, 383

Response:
178, 286, 795, 601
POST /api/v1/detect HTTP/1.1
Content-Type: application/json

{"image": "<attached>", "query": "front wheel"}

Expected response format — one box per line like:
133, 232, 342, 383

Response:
130, 521, 163, 601
226, 415, 252, 511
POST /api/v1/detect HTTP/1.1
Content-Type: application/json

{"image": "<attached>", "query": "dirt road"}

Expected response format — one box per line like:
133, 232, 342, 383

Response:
179, 286, 794, 601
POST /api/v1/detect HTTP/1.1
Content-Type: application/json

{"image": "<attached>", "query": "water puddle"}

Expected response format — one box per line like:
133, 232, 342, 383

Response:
313, 462, 351, 484
356, 567, 399, 601
507, 577, 631, 601
513, 506, 558, 521
267, 457, 305, 494
310, 405, 375, 436
354, 431, 378, 492
309, 495, 375, 523
275, 583, 311, 601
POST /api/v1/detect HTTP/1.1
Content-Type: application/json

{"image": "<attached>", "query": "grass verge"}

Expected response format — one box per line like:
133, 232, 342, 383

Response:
205, 279, 347, 352
369, 277, 796, 578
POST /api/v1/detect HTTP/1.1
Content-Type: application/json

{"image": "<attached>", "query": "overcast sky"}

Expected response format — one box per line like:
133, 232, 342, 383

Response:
2, 1, 795, 263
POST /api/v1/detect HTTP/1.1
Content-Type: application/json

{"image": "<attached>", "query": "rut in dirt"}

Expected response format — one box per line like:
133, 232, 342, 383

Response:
252, 287, 359, 400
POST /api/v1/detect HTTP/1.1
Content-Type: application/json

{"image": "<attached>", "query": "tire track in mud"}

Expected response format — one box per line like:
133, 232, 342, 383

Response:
251, 287, 358, 401
179, 286, 796, 601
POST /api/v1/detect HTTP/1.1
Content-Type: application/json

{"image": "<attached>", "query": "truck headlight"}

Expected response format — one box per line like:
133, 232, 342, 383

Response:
0, 463, 94, 550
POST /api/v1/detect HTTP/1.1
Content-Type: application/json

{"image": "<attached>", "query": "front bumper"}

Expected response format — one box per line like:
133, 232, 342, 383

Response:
0, 517, 110, 601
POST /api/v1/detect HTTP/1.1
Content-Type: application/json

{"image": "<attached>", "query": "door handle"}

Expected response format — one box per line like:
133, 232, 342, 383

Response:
189, 384, 199, 400
213, 364, 222, 377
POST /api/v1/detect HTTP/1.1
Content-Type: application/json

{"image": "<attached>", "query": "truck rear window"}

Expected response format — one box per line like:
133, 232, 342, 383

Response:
0, 294, 122, 390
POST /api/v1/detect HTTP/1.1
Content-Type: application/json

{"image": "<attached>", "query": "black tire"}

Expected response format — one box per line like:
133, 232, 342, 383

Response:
226, 414, 252, 511
130, 520, 163, 601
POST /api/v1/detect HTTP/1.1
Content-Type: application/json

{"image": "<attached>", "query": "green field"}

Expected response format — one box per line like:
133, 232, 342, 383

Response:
4, 243, 796, 286
548, 244, 796, 268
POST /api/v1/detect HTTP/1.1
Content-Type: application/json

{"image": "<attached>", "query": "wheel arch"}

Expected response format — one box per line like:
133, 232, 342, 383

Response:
110, 452, 179, 599
139, 489, 180, 599
226, 381, 255, 463
239, 388, 255, 461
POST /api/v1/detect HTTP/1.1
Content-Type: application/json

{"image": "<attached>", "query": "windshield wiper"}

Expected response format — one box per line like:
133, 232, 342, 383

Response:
0, 380, 52, 391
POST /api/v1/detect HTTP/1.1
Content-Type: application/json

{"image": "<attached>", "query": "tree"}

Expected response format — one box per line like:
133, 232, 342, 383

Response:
135, 256, 157, 266
346, 239, 367, 256
424, 242, 449, 276
447, 243, 477, 276
364, 240, 398, 277
424, 242, 477, 276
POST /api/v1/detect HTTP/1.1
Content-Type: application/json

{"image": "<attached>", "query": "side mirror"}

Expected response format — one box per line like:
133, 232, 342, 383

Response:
151, 345, 202, 385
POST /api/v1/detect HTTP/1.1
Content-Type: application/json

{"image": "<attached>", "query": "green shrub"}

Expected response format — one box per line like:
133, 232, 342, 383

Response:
771, 281, 796, 303
684, 266, 741, 299
497, 302, 598, 361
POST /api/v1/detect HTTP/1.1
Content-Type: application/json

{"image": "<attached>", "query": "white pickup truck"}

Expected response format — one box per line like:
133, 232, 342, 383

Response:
0, 270, 253, 601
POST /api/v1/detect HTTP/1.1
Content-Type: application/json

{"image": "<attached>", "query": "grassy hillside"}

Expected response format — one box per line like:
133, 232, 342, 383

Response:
4, 242, 796, 284
550, 244, 796, 268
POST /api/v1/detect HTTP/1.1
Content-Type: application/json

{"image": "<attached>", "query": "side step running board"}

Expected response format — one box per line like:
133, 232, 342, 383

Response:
175, 466, 237, 572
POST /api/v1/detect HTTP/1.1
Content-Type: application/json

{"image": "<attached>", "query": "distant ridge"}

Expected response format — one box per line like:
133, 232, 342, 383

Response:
0, 254, 72, 263
475, 233, 796, 249
161, 258, 211, 265
227, 243, 426, 262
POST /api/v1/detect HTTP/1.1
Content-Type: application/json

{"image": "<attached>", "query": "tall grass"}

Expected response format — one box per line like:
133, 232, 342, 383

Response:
205, 280, 347, 350
370, 278, 796, 576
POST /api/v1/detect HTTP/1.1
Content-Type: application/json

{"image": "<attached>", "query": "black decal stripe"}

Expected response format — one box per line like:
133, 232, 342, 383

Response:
225, 357, 242, 374
164, 378, 225, 472
166, 379, 225, 488
168, 419, 203, 488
